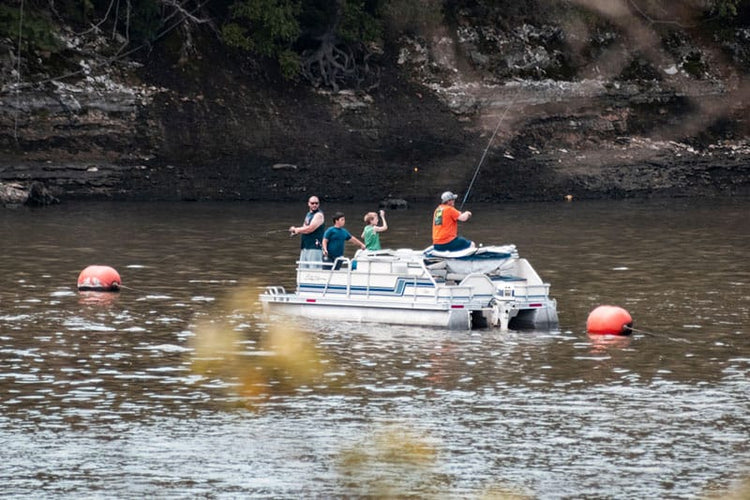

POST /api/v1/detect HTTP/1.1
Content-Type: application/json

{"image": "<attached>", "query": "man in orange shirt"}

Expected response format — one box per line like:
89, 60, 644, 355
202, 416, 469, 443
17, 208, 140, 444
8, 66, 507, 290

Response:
432, 191, 473, 251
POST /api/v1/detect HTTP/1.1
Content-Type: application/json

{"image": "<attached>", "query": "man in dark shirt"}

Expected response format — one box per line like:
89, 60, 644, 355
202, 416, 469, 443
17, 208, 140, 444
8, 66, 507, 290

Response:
289, 196, 325, 268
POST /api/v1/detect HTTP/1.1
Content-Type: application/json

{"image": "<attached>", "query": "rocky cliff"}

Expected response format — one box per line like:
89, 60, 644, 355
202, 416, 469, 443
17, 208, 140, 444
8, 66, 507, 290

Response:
1, 2, 749, 204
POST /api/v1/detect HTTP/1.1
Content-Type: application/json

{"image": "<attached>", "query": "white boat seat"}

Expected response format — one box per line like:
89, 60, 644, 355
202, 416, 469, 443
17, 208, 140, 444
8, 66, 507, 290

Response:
491, 275, 527, 282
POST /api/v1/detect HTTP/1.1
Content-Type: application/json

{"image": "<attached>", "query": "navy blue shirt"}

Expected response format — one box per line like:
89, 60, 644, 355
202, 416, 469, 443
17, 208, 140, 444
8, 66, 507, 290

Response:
300, 209, 325, 250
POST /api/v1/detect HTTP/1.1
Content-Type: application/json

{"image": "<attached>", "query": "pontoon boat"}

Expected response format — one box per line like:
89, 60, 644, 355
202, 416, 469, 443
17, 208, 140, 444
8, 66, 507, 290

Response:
260, 245, 558, 331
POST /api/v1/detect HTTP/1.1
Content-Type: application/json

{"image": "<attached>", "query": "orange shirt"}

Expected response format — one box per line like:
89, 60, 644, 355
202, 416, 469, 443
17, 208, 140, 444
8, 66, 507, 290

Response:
432, 204, 460, 244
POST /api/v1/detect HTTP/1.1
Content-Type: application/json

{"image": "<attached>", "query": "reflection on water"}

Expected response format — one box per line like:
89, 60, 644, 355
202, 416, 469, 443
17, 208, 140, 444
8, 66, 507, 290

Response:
0, 198, 748, 498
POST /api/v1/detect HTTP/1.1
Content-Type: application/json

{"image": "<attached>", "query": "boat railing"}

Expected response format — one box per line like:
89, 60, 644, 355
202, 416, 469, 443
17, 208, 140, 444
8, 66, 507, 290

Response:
297, 257, 552, 305
438, 284, 481, 303
264, 285, 287, 296
495, 282, 552, 301
516, 282, 552, 300
322, 257, 352, 297
296, 255, 495, 305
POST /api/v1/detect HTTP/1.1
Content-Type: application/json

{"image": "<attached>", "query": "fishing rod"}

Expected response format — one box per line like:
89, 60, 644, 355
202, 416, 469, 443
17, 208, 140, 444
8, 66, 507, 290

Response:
460, 85, 520, 211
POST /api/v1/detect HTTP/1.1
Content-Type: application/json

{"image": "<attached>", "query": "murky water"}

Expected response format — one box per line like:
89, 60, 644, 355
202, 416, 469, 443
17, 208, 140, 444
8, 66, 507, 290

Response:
1, 198, 748, 498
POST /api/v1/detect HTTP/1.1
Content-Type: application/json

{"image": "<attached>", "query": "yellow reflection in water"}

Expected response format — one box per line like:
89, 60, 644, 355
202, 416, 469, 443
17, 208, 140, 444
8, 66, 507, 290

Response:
337, 424, 439, 497
704, 476, 750, 499
188, 284, 329, 406
337, 424, 530, 498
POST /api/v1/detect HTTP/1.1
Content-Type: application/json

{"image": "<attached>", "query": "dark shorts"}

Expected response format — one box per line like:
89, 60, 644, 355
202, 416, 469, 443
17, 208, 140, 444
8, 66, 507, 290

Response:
323, 255, 343, 270
433, 237, 472, 252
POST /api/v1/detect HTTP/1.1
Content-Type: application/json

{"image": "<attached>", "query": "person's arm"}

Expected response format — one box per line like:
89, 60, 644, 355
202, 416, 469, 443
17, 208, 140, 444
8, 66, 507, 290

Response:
375, 210, 388, 232
349, 235, 366, 250
458, 210, 472, 222
322, 236, 329, 257
290, 212, 324, 235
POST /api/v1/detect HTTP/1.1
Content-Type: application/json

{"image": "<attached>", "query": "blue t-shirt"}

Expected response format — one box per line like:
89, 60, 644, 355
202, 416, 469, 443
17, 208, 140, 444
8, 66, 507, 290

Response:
323, 226, 352, 260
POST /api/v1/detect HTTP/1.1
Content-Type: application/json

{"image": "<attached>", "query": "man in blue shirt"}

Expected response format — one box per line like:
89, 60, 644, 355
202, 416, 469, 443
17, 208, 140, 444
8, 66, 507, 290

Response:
322, 212, 365, 269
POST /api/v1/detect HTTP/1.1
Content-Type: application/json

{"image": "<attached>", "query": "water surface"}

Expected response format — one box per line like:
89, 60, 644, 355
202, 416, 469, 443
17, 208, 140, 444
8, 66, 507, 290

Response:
0, 198, 748, 498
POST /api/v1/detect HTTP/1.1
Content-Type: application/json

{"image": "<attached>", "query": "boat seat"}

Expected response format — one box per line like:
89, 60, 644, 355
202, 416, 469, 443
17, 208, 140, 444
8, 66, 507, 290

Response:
491, 275, 527, 282
446, 273, 468, 281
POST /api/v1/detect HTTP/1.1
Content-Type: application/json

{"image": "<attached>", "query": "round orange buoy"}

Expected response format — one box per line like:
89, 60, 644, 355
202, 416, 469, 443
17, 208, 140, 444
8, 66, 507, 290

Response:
586, 305, 632, 335
77, 265, 121, 292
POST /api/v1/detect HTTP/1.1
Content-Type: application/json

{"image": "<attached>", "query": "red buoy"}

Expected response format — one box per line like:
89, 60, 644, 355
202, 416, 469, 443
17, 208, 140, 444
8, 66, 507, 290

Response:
586, 305, 633, 335
77, 265, 121, 292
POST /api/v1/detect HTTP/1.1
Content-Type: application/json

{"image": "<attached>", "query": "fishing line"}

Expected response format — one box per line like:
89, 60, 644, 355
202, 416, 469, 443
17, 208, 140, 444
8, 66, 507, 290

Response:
624, 325, 692, 343
14, 0, 24, 145
460, 85, 521, 210
263, 228, 294, 237
118, 283, 153, 294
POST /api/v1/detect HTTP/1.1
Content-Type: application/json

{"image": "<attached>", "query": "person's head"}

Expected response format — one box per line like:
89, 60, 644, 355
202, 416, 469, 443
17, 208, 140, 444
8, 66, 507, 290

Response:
332, 211, 346, 227
441, 191, 458, 204
364, 212, 378, 224
307, 196, 320, 210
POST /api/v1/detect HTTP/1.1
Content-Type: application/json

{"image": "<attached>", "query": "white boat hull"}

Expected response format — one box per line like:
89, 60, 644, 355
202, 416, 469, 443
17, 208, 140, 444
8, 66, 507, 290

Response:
262, 296, 472, 330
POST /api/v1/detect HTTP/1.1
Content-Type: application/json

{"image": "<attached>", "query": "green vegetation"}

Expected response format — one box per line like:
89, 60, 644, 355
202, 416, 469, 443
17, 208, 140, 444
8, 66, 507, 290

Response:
711, 0, 743, 18
1, 0, 747, 90
0, 5, 60, 53
222, 0, 302, 79
222, 0, 385, 85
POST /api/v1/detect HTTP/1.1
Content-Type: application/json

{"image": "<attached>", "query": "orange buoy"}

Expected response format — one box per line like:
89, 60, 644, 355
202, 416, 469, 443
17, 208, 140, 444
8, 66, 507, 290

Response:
586, 305, 632, 335
77, 265, 121, 292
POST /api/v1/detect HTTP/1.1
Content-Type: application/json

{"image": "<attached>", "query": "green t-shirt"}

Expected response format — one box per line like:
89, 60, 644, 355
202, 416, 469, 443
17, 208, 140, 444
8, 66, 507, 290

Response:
363, 225, 381, 250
